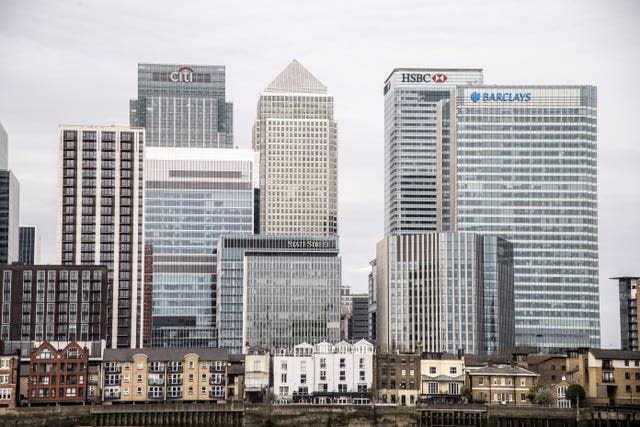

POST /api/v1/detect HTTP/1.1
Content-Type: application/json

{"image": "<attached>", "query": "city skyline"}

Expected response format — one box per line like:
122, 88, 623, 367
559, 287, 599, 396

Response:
1, 0, 639, 349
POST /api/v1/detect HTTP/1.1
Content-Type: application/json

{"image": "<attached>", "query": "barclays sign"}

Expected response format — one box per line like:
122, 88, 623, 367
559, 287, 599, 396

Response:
470, 91, 532, 103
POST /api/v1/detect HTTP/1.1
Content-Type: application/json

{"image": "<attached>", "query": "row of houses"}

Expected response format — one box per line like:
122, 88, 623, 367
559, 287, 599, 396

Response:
0, 340, 638, 408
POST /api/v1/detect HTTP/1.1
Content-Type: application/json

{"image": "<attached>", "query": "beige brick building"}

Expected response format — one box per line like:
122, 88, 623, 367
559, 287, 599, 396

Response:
468, 364, 538, 406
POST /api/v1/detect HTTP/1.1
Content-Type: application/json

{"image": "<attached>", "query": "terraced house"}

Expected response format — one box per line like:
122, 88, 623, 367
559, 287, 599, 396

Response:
101, 348, 228, 403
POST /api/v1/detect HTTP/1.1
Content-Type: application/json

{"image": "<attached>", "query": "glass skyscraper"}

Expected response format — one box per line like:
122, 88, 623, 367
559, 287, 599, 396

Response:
130, 63, 233, 148
145, 147, 258, 347
383, 69, 483, 235
217, 235, 341, 354
19, 226, 40, 264
253, 60, 338, 236
376, 232, 514, 355
438, 86, 599, 351
0, 170, 19, 265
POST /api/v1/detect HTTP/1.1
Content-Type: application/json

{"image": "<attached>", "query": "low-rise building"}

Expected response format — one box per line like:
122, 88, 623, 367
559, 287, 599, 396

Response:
244, 345, 269, 403
0, 353, 19, 408
273, 340, 374, 404
101, 348, 229, 404
419, 352, 465, 403
468, 364, 538, 406
374, 352, 420, 406
28, 341, 89, 405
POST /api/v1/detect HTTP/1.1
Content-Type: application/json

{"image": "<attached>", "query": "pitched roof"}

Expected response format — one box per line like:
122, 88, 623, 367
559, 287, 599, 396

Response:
265, 60, 327, 94
103, 348, 228, 362
590, 349, 640, 360
469, 364, 538, 377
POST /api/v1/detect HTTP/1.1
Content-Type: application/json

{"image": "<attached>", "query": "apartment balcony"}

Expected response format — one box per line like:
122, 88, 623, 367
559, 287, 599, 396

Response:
104, 392, 121, 400
602, 363, 614, 371
167, 392, 183, 399
168, 378, 183, 386
148, 378, 165, 386
148, 392, 164, 400
209, 376, 225, 385
210, 365, 225, 373
209, 391, 225, 399
148, 365, 165, 373
105, 366, 121, 374
167, 365, 183, 373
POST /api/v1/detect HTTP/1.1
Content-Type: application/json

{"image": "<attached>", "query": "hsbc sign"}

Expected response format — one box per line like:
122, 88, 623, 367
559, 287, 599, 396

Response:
401, 73, 448, 83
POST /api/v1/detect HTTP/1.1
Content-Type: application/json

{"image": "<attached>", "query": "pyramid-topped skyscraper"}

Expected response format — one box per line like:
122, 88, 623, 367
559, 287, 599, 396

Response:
253, 60, 337, 235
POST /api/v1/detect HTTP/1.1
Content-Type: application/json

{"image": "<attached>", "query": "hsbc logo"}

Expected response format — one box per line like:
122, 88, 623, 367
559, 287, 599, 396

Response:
401, 73, 448, 83
170, 66, 194, 83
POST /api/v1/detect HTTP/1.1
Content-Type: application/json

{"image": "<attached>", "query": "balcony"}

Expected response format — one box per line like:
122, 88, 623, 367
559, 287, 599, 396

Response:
148, 378, 165, 386
209, 376, 225, 385
167, 365, 183, 373
168, 378, 183, 386
167, 392, 183, 399
209, 391, 225, 399
148, 364, 165, 373
602, 362, 614, 371
602, 373, 615, 383
105, 380, 121, 386
105, 365, 121, 374
104, 392, 121, 400
148, 392, 164, 400
210, 365, 225, 373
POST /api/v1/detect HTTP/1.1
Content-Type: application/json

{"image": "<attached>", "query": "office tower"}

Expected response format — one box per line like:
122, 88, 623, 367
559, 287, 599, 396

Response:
0, 123, 7, 169
383, 69, 483, 235
438, 86, 599, 351
57, 125, 145, 348
130, 63, 233, 148
252, 60, 338, 235
612, 276, 639, 351
348, 294, 369, 341
0, 264, 109, 342
217, 235, 341, 353
368, 259, 377, 343
376, 233, 514, 354
145, 147, 258, 347
0, 170, 19, 264
19, 226, 41, 264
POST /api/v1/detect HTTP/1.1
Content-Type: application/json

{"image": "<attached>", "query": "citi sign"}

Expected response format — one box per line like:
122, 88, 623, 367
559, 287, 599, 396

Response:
470, 91, 532, 103
170, 67, 194, 83
401, 73, 448, 83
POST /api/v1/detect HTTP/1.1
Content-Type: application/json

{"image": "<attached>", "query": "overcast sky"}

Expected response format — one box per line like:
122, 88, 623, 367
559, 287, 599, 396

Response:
1, 0, 638, 348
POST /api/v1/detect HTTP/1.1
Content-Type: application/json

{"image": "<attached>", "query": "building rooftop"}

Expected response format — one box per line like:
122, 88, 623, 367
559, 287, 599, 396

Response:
103, 348, 228, 362
590, 349, 640, 360
265, 60, 327, 94
469, 365, 538, 377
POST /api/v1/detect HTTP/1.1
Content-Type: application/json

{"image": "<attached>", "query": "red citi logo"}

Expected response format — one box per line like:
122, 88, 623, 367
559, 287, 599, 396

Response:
432, 73, 447, 83
170, 67, 194, 83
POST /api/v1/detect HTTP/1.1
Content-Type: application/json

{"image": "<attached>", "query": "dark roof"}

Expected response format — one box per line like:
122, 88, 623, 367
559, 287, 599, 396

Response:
464, 354, 511, 367
103, 348, 228, 362
469, 365, 538, 377
421, 352, 460, 361
590, 349, 640, 360
246, 345, 269, 355
229, 354, 245, 362
526, 354, 567, 365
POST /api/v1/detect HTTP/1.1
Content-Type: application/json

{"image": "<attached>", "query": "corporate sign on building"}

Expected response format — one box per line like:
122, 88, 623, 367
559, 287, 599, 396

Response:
287, 239, 335, 250
384, 72, 449, 94
470, 91, 532, 103
170, 66, 194, 83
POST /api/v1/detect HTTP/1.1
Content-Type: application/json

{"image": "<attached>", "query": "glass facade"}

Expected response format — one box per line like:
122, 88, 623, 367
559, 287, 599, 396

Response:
217, 235, 341, 354
253, 60, 338, 236
383, 69, 483, 235
376, 233, 514, 355
144, 148, 258, 347
446, 86, 600, 351
19, 226, 40, 264
0, 170, 19, 264
130, 63, 233, 148
58, 126, 145, 348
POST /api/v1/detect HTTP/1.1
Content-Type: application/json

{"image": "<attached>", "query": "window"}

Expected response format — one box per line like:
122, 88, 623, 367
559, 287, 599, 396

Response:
339, 371, 346, 381
300, 374, 307, 384
479, 377, 484, 385
136, 374, 142, 383
340, 358, 346, 368
319, 358, 326, 369
320, 370, 326, 381
429, 367, 436, 374
428, 382, 438, 394
520, 378, 526, 387
338, 384, 347, 393
281, 373, 287, 383
448, 383, 459, 395
281, 361, 287, 370
557, 386, 566, 398
450, 367, 457, 374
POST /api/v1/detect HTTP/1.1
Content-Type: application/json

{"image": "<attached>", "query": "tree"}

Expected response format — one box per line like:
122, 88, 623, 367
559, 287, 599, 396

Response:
460, 385, 472, 403
527, 383, 543, 402
533, 389, 553, 406
565, 384, 586, 405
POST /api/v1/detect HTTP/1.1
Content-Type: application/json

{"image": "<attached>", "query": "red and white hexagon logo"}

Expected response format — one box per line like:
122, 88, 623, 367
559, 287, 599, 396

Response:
432, 73, 447, 83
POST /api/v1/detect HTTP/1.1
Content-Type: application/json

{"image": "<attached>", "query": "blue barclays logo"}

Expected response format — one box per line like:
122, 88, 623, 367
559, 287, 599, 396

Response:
470, 92, 532, 102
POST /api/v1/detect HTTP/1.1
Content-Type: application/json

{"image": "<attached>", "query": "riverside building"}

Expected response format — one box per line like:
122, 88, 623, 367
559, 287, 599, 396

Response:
437, 85, 599, 351
252, 60, 338, 236
144, 147, 258, 347
217, 235, 341, 354
57, 125, 145, 348
130, 63, 233, 148
376, 232, 514, 355
383, 69, 483, 235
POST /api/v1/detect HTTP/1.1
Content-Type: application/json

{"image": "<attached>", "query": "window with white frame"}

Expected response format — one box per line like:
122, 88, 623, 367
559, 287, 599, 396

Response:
428, 382, 438, 394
